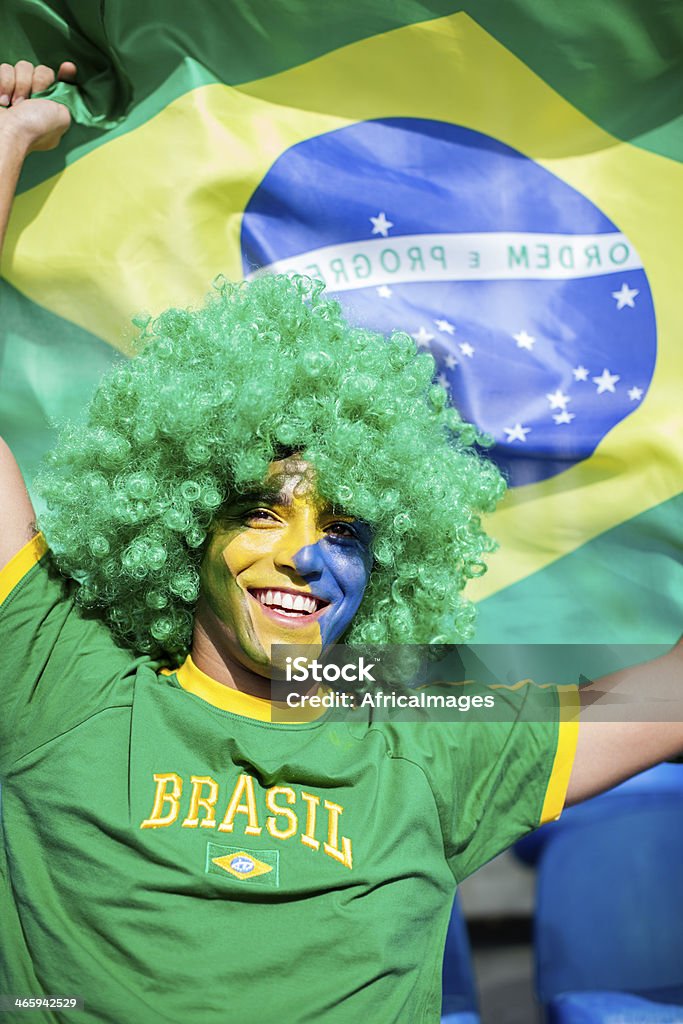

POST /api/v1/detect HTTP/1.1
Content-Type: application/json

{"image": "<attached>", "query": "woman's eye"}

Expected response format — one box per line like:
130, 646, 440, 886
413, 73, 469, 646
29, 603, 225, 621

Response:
245, 508, 279, 525
326, 522, 357, 539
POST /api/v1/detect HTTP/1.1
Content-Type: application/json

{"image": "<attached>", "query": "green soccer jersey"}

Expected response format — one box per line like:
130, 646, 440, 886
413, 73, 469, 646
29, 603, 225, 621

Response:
0, 537, 578, 1024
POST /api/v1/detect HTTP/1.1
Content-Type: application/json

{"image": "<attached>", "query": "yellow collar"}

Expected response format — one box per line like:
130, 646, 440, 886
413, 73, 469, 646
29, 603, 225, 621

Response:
166, 655, 327, 724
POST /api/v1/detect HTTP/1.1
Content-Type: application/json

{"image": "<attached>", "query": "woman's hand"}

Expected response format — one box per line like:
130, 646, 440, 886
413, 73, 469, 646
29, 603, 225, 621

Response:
0, 60, 78, 258
0, 60, 77, 154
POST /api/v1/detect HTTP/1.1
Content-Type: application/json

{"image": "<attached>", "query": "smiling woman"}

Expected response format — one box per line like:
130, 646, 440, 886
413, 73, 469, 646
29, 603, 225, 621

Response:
199, 455, 374, 673
35, 273, 504, 663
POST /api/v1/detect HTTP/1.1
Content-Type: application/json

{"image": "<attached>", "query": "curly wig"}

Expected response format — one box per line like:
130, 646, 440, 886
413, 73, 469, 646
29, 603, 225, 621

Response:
36, 274, 505, 662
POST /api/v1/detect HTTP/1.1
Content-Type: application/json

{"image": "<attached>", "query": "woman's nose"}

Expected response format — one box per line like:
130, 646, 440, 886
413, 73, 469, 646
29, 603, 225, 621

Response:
272, 513, 322, 576
291, 540, 325, 579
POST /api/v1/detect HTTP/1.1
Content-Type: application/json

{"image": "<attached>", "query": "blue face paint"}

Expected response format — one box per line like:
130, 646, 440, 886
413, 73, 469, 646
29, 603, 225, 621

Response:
293, 523, 373, 646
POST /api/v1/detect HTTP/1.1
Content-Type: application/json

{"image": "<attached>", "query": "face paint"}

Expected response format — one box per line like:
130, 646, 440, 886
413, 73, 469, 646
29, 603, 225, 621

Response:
199, 458, 373, 675
292, 527, 372, 647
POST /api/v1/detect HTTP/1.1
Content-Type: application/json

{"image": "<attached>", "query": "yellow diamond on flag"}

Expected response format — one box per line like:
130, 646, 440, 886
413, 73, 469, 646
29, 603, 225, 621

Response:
211, 851, 273, 880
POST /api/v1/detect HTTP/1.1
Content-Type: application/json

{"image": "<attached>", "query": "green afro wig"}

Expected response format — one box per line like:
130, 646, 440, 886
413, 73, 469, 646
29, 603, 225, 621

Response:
36, 274, 505, 662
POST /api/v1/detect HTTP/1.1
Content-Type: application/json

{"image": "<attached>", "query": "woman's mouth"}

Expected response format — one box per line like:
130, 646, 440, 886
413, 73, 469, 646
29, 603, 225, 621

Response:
248, 587, 329, 622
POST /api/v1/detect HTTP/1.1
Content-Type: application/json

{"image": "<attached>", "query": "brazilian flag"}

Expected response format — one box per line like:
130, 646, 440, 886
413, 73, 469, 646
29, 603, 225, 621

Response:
2, 1, 681, 644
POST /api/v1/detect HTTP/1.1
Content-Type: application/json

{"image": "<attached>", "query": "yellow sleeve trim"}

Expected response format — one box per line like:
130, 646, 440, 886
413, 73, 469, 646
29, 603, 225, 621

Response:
540, 684, 580, 824
164, 655, 327, 724
0, 533, 49, 607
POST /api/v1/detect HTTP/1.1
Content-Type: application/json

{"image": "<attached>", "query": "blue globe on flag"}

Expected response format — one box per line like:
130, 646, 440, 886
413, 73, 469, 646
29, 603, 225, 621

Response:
241, 119, 656, 486
230, 856, 255, 875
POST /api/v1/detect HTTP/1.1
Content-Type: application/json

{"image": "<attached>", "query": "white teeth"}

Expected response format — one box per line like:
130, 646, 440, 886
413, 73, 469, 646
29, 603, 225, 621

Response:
254, 589, 318, 615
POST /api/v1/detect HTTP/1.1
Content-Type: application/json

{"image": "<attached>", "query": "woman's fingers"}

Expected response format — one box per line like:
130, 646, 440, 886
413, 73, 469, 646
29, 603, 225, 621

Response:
32, 64, 56, 94
0, 60, 76, 108
57, 61, 78, 82
11, 60, 35, 103
0, 63, 14, 106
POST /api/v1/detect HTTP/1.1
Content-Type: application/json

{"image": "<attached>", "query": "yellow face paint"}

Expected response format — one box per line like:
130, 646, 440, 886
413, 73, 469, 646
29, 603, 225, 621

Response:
200, 458, 373, 675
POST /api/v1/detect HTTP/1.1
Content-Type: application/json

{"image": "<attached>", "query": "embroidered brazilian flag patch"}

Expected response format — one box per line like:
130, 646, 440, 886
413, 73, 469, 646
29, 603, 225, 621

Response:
206, 843, 279, 887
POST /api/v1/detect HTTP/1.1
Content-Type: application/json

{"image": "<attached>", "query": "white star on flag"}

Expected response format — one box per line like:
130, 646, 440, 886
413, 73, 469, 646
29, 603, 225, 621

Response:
612, 282, 639, 309
436, 373, 450, 389
572, 365, 589, 382
434, 319, 456, 335
444, 354, 458, 369
376, 285, 392, 298
370, 212, 394, 237
459, 342, 475, 358
628, 386, 644, 401
513, 330, 535, 351
546, 389, 570, 410
593, 368, 620, 394
553, 410, 575, 425
412, 326, 434, 348
504, 424, 531, 443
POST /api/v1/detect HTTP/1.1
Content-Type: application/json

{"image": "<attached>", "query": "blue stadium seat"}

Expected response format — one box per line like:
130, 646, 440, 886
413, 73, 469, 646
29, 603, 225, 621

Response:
534, 801, 683, 1010
515, 763, 683, 866
441, 895, 480, 1023
547, 991, 683, 1023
